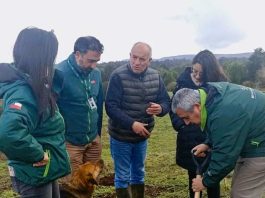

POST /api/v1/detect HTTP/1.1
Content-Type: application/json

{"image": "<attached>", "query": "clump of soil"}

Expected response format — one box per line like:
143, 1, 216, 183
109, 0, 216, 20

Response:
99, 173, 115, 186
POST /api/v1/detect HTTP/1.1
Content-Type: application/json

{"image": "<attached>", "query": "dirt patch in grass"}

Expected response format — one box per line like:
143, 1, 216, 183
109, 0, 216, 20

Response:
97, 173, 175, 198
99, 173, 115, 186
145, 185, 175, 197
95, 185, 174, 198
96, 193, 116, 198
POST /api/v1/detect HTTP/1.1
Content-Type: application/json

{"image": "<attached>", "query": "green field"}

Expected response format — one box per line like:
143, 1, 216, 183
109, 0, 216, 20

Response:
0, 114, 264, 197
92, 114, 232, 198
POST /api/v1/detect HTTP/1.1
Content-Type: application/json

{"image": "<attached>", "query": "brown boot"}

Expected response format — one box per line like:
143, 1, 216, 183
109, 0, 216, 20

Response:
116, 187, 131, 198
131, 184, 145, 198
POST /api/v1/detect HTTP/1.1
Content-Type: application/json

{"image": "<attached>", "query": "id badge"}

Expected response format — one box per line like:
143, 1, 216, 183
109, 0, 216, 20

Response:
88, 97, 97, 110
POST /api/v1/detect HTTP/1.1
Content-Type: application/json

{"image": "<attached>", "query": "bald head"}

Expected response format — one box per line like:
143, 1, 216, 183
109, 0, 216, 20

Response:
131, 42, 152, 58
130, 42, 152, 74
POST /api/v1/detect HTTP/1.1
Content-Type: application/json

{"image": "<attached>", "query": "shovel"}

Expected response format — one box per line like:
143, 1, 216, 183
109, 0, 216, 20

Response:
191, 150, 211, 198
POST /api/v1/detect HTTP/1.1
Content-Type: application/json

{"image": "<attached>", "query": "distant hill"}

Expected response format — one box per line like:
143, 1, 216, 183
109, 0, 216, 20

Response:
158, 52, 252, 61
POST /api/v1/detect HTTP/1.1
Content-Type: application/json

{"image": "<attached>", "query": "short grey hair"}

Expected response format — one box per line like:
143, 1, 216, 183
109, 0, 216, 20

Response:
171, 88, 200, 113
132, 42, 152, 59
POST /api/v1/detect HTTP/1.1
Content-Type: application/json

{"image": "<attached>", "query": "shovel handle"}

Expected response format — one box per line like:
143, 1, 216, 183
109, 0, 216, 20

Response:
194, 175, 202, 198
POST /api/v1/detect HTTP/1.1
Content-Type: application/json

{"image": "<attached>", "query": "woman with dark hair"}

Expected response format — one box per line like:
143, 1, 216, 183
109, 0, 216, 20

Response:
0, 27, 70, 197
170, 49, 228, 198
191, 50, 228, 84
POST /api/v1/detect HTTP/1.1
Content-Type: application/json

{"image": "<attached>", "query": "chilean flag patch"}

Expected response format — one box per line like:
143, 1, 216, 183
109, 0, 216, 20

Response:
9, 102, 22, 110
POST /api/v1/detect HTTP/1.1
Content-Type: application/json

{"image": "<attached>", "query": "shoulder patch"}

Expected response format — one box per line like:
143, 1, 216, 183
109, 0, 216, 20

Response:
0, 99, 3, 114
9, 102, 22, 110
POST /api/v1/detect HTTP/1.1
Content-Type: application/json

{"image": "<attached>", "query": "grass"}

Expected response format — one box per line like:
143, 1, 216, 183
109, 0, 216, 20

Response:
0, 157, 18, 197
0, 112, 264, 197
94, 114, 233, 198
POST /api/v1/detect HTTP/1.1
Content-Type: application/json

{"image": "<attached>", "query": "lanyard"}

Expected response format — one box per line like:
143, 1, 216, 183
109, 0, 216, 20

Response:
67, 60, 91, 99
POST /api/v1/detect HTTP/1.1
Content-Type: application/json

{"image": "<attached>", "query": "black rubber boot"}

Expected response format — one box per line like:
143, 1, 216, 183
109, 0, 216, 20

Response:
116, 187, 131, 198
131, 184, 145, 198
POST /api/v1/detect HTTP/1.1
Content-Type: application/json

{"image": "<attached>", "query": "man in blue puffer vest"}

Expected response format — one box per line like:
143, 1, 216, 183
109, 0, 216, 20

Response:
53, 36, 104, 181
105, 42, 170, 198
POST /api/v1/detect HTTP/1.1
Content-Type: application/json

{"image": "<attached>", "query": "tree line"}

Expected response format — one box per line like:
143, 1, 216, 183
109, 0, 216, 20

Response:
98, 48, 265, 95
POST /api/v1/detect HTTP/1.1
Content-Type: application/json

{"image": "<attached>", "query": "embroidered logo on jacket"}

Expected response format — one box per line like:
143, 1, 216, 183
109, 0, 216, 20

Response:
0, 99, 3, 114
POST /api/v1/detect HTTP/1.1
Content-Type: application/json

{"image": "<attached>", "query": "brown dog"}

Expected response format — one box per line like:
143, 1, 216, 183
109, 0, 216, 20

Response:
60, 159, 104, 198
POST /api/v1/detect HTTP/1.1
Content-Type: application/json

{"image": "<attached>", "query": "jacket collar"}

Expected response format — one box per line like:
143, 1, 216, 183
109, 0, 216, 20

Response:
126, 63, 148, 78
68, 53, 92, 77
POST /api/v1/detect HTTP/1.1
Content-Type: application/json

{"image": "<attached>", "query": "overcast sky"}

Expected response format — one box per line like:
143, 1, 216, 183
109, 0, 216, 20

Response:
0, 0, 264, 63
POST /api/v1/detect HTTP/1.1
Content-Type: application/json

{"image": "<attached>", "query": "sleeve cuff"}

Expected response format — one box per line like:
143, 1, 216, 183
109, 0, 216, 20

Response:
202, 177, 209, 188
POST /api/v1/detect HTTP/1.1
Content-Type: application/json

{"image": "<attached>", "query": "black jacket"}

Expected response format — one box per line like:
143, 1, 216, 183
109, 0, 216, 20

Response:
170, 67, 207, 171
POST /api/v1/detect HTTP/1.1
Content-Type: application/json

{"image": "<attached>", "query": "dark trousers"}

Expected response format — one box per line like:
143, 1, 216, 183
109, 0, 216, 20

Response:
11, 177, 60, 198
188, 170, 220, 198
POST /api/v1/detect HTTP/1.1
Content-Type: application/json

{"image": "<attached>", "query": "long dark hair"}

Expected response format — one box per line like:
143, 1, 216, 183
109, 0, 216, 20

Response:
192, 49, 228, 82
13, 27, 58, 115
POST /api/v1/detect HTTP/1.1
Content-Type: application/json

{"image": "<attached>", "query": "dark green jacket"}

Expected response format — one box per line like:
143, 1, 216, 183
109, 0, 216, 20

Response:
54, 54, 103, 146
202, 82, 265, 187
0, 63, 70, 186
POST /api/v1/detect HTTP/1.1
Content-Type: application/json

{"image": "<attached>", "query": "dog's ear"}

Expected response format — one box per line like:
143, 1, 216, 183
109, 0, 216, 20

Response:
97, 159, 104, 165
96, 159, 104, 169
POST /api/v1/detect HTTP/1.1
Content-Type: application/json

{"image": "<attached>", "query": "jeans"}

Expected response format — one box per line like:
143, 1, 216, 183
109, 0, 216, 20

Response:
11, 177, 60, 198
110, 137, 147, 188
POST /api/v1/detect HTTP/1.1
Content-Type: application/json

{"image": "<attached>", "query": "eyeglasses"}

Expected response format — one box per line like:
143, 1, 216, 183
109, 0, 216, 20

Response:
191, 67, 203, 76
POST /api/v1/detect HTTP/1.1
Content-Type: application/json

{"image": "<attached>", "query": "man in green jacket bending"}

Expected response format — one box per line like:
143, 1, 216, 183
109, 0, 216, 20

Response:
171, 82, 265, 198
53, 36, 104, 181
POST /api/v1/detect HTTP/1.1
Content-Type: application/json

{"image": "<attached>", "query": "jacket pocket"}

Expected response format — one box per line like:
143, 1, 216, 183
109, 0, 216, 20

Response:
42, 149, 51, 177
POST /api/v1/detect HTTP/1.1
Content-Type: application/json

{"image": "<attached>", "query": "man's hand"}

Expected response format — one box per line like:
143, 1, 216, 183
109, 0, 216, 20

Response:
132, 121, 150, 138
146, 102, 162, 115
192, 144, 210, 157
33, 152, 49, 167
192, 175, 206, 192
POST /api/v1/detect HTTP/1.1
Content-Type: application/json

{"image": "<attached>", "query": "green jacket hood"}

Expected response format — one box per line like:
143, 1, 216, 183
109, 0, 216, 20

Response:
207, 82, 229, 96
0, 63, 27, 97
68, 53, 93, 75
0, 63, 26, 83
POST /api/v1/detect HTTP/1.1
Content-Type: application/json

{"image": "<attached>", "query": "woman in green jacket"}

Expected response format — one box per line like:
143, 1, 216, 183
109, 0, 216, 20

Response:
0, 27, 70, 197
